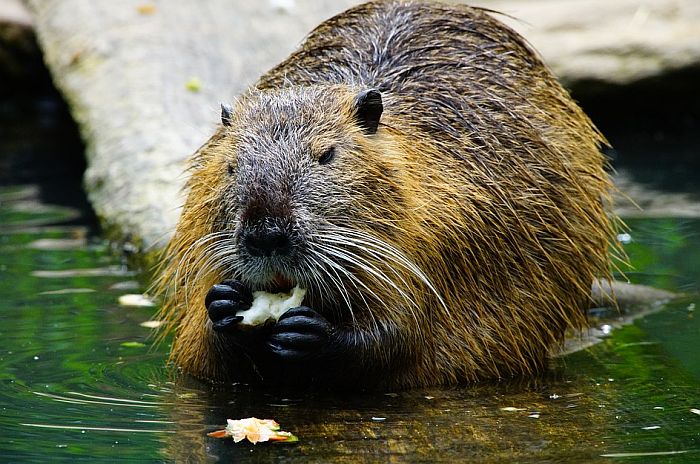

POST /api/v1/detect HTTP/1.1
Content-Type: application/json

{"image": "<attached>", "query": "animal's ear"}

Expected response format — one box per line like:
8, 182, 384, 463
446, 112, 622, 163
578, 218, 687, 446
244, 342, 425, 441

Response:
220, 103, 233, 127
353, 89, 383, 135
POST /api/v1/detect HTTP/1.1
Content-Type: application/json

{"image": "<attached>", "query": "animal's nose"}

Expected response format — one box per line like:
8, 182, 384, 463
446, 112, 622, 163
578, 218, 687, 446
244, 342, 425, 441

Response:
243, 229, 291, 257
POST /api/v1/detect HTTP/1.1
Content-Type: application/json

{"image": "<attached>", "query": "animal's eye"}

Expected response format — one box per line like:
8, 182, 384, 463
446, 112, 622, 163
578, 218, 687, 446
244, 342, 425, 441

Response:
319, 146, 336, 165
227, 163, 235, 175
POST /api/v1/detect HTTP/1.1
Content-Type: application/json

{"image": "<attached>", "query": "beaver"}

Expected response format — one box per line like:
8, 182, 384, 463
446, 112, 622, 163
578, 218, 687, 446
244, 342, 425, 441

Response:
155, 0, 617, 390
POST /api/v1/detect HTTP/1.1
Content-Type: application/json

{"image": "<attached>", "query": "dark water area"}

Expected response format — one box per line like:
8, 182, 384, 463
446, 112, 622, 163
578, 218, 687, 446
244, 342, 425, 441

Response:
574, 66, 700, 199
1, 93, 699, 463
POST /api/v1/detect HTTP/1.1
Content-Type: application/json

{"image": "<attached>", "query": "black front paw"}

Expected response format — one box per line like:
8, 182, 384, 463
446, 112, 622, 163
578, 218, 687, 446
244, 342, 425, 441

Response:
205, 279, 253, 332
267, 307, 334, 361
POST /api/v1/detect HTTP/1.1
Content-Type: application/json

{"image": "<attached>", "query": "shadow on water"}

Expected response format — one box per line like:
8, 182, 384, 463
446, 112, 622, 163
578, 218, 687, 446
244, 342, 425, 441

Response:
1, 81, 699, 462
0, 89, 97, 229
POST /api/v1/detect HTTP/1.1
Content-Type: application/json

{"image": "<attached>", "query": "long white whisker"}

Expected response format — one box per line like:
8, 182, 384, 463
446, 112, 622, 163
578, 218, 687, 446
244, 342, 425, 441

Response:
319, 227, 449, 316
310, 248, 382, 338
317, 241, 422, 336
306, 251, 356, 327
185, 240, 236, 308
311, 254, 351, 314
314, 242, 419, 327
315, 240, 415, 302
320, 234, 417, 304
173, 231, 232, 294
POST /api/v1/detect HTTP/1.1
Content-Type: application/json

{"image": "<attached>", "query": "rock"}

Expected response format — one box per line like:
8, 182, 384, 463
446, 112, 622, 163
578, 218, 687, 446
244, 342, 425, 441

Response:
613, 170, 700, 218
23, 0, 700, 250
476, 0, 700, 86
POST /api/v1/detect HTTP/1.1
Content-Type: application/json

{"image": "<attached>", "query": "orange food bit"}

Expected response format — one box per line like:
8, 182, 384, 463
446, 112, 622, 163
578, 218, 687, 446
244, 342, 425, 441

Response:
207, 417, 298, 444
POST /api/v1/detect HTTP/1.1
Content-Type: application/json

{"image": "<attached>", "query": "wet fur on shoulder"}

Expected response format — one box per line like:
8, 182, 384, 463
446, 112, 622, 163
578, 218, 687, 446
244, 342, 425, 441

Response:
155, 0, 618, 389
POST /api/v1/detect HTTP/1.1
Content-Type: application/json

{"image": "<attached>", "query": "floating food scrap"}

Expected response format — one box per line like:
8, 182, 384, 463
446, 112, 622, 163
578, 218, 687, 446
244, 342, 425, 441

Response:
139, 320, 163, 329
208, 418, 298, 444
118, 294, 156, 307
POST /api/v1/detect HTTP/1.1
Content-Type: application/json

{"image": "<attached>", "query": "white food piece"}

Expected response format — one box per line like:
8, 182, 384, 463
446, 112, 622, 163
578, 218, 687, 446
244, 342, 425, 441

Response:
236, 286, 307, 326
118, 293, 156, 307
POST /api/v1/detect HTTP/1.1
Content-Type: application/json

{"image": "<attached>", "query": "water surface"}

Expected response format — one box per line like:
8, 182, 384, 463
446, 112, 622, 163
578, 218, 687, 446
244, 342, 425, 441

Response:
1, 96, 699, 463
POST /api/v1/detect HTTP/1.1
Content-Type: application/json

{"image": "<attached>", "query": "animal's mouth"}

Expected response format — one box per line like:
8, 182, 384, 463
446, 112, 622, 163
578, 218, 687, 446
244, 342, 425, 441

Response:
269, 272, 295, 293
238, 263, 300, 294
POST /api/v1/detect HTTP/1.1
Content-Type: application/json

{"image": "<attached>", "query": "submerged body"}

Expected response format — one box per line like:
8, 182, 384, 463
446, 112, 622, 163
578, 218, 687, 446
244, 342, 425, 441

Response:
157, 0, 616, 389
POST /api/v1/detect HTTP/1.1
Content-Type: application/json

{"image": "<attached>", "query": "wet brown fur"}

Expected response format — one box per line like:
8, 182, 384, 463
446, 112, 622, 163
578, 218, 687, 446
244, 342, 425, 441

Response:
155, 0, 617, 389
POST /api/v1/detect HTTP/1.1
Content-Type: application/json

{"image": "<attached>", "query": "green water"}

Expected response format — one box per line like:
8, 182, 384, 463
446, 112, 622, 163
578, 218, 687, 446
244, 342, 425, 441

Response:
1, 185, 699, 463
1, 97, 699, 462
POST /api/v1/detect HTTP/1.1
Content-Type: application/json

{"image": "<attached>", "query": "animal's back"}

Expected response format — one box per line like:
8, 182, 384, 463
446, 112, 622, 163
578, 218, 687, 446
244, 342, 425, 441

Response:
260, 1, 576, 157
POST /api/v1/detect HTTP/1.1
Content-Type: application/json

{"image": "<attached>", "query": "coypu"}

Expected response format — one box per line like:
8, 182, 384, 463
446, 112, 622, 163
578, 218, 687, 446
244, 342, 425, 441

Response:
156, 0, 617, 390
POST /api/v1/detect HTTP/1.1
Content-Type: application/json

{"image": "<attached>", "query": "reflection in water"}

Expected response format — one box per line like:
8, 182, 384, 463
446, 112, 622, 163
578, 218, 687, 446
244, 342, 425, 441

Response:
164, 376, 611, 462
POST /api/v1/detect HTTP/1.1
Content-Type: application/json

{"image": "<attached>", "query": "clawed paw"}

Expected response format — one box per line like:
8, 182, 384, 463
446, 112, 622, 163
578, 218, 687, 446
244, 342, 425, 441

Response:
266, 306, 333, 361
205, 279, 253, 332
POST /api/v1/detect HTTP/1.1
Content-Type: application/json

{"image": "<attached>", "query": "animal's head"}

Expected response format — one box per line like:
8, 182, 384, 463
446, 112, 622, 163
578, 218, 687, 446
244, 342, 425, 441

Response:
179, 85, 413, 305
